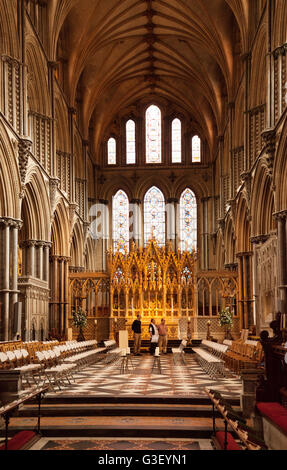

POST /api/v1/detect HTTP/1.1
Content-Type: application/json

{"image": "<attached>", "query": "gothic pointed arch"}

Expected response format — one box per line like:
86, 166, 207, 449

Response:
51, 200, 70, 256
21, 166, 51, 241
0, 120, 20, 218
70, 221, 85, 270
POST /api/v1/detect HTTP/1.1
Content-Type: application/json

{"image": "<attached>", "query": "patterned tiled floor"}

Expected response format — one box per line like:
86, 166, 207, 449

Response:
47, 354, 242, 399
29, 437, 214, 450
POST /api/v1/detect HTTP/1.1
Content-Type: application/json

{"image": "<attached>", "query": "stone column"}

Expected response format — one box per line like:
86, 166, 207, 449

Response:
237, 253, 245, 330
250, 235, 270, 334
38, 241, 44, 280
99, 199, 109, 270
59, 257, 65, 335
237, 251, 254, 329
245, 252, 254, 327
274, 210, 287, 313
50, 254, 59, 332
11, 225, 20, 336
64, 258, 70, 334
266, 0, 275, 129
29, 240, 36, 278
201, 197, 209, 270
83, 140, 89, 221
3, 222, 10, 340
68, 107, 77, 202
228, 102, 235, 196
43, 243, 51, 282
242, 52, 251, 171
0, 218, 22, 340
48, 62, 57, 177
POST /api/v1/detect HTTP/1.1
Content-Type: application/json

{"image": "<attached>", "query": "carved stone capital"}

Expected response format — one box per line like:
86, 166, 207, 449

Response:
250, 235, 269, 245
273, 210, 287, 221
0, 217, 22, 229
224, 263, 238, 271
273, 44, 287, 59
236, 251, 253, 258
20, 239, 37, 248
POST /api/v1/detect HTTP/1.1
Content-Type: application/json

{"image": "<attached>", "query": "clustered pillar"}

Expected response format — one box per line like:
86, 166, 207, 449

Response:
49, 255, 71, 338
237, 251, 254, 330
274, 211, 287, 314
0, 217, 22, 340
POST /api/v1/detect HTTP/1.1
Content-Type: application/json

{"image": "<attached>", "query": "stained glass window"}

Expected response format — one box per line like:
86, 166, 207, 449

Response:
180, 188, 197, 252
112, 190, 129, 252
146, 105, 161, 163
126, 120, 136, 164
192, 135, 201, 162
108, 137, 116, 165
172, 118, 182, 163
144, 186, 165, 246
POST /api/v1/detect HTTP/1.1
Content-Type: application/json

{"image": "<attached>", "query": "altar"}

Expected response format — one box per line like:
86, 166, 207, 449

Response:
108, 240, 196, 340
69, 241, 240, 342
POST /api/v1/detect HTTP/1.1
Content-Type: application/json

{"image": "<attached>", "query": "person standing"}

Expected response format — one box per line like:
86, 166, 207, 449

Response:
149, 318, 159, 355
158, 318, 168, 354
132, 314, 142, 355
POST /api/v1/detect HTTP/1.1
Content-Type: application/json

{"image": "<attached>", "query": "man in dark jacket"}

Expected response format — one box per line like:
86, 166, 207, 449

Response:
132, 314, 142, 355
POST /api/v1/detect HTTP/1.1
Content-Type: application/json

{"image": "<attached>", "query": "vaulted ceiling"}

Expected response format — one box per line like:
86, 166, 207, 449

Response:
51, 0, 250, 161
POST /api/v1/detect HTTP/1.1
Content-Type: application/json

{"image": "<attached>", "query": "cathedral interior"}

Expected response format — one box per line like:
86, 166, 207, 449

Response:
0, 0, 287, 453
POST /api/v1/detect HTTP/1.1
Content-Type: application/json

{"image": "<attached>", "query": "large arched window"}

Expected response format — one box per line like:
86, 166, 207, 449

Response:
192, 135, 201, 162
146, 105, 161, 163
112, 190, 129, 252
144, 186, 165, 246
126, 120, 136, 164
172, 118, 181, 163
179, 188, 197, 252
108, 137, 116, 165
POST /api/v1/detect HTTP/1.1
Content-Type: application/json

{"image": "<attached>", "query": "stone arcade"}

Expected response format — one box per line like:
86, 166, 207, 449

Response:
0, 0, 287, 453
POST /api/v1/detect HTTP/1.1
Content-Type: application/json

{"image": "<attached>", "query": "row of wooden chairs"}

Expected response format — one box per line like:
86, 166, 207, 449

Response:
0, 340, 102, 393
223, 341, 263, 374
0, 349, 42, 389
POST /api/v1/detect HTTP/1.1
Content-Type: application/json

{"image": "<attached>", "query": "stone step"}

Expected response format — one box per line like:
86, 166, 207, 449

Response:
17, 403, 223, 418
2, 415, 224, 439
39, 395, 240, 406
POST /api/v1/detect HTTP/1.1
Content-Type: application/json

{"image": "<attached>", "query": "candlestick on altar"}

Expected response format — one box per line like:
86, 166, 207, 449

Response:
207, 320, 211, 340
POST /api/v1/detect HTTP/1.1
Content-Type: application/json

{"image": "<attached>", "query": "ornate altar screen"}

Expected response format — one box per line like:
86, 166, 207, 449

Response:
108, 240, 196, 339
68, 242, 239, 341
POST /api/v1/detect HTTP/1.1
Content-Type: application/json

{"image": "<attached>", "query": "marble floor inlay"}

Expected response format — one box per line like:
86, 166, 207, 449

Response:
29, 437, 214, 451
46, 354, 242, 399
